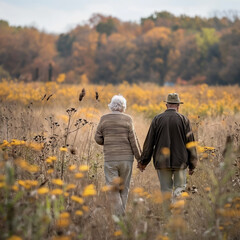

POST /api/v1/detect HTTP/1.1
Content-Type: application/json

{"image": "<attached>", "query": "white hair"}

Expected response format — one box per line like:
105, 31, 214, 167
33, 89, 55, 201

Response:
108, 95, 127, 112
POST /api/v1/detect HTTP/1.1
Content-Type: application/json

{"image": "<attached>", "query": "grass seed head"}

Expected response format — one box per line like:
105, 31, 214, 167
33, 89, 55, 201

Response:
79, 88, 86, 101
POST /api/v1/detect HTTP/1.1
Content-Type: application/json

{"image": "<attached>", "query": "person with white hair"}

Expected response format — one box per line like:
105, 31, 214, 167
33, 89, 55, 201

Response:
95, 95, 141, 216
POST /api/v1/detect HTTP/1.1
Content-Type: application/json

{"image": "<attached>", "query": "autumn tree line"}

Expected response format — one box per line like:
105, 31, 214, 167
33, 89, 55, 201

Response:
0, 11, 240, 85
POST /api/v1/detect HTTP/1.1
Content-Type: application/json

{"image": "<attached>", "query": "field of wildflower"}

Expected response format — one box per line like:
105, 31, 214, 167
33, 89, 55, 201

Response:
0, 80, 240, 240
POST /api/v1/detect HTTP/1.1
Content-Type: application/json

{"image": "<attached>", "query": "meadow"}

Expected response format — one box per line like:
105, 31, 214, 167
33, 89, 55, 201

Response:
0, 81, 240, 240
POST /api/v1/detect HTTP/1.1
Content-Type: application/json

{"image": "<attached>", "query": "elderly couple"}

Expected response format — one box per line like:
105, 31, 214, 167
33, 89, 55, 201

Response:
95, 93, 197, 216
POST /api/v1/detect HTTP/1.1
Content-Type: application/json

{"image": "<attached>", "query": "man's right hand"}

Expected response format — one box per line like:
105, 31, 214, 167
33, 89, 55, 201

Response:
137, 162, 146, 172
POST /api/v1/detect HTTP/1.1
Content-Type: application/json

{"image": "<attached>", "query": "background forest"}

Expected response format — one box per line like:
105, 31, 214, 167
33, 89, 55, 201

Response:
0, 11, 240, 85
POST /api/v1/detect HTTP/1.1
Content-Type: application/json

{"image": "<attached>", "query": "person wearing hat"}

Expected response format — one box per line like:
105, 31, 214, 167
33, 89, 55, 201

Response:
138, 93, 197, 202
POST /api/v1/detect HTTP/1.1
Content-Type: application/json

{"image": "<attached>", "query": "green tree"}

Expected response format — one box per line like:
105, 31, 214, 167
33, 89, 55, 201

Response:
96, 19, 116, 36
57, 34, 75, 57
196, 28, 219, 58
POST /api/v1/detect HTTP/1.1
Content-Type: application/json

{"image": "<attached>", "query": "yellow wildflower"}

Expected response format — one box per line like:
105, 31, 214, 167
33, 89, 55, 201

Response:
27, 180, 38, 186
27, 142, 43, 151
133, 188, 149, 197
15, 158, 39, 173
180, 192, 190, 198
101, 185, 113, 192
18, 180, 38, 189
82, 184, 97, 197
224, 203, 231, 208
60, 147, 68, 152
46, 158, 52, 164
57, 73, 66, 83
15, 158, 28, 168
47, 169, 54, 174
18, 180, 26, 188
133, 187, 146, 197
171, 200, 185, 209
68, 165, 76, 171
75, 173, 84, 179
11, 185, 19, 191
60, 212, 70, 218
186, 141, 198, 149
204, 187, 211, 192
51, 189, 63, 195
10, 139, 26, 146
75, 210, 83, 216
197, 146, 205, 153
146, 194, 152, 199
0, 182, 6, 188
204, 146, 215, 151
82, 205, 89, 212
161, 147, 170, 156
112, 177, 123, 185
46, 156, 57, 163
156, 235, 169, 240
56, 218, 70, 228
0, 140, 10, 148
52, 179, 64, 186
133, 187, 144, 194
66, 184, 76, 191
71, 195, 84, 204
113, 230, 122, 236
64, 192, 69, 197
38, 187, 49, 195
27, 165, 39, 173
151, 191, 171, 203
79, 165, 89, 171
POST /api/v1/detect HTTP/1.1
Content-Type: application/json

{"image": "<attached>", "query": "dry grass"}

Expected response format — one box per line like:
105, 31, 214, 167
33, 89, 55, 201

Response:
0, 83, 240, 240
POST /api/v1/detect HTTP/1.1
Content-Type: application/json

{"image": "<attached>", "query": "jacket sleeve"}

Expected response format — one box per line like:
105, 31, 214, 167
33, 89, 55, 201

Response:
139, 118, 156, 166
94, 118, 104, 145
185, 118, 198, 170
128, 119, 141, 161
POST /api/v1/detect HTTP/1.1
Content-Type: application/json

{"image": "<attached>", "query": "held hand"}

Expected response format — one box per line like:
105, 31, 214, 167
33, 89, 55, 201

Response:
137, 162, 146, 172
189, 169, 194, 175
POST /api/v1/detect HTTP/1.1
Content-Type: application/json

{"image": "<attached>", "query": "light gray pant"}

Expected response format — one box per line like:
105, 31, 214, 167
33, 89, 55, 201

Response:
104, 161, 133, 216
157, 169, 187, 201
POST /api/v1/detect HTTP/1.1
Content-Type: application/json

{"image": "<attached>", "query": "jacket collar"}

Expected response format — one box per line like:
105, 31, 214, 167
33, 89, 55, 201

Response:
165, 109, 177, 112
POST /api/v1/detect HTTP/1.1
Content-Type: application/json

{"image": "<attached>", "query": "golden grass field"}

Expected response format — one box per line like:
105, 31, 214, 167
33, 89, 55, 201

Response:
0, 81, 240, 240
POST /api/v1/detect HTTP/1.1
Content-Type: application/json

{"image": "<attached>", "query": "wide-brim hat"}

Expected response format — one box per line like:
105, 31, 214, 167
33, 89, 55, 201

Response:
164, 93, 183, 104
